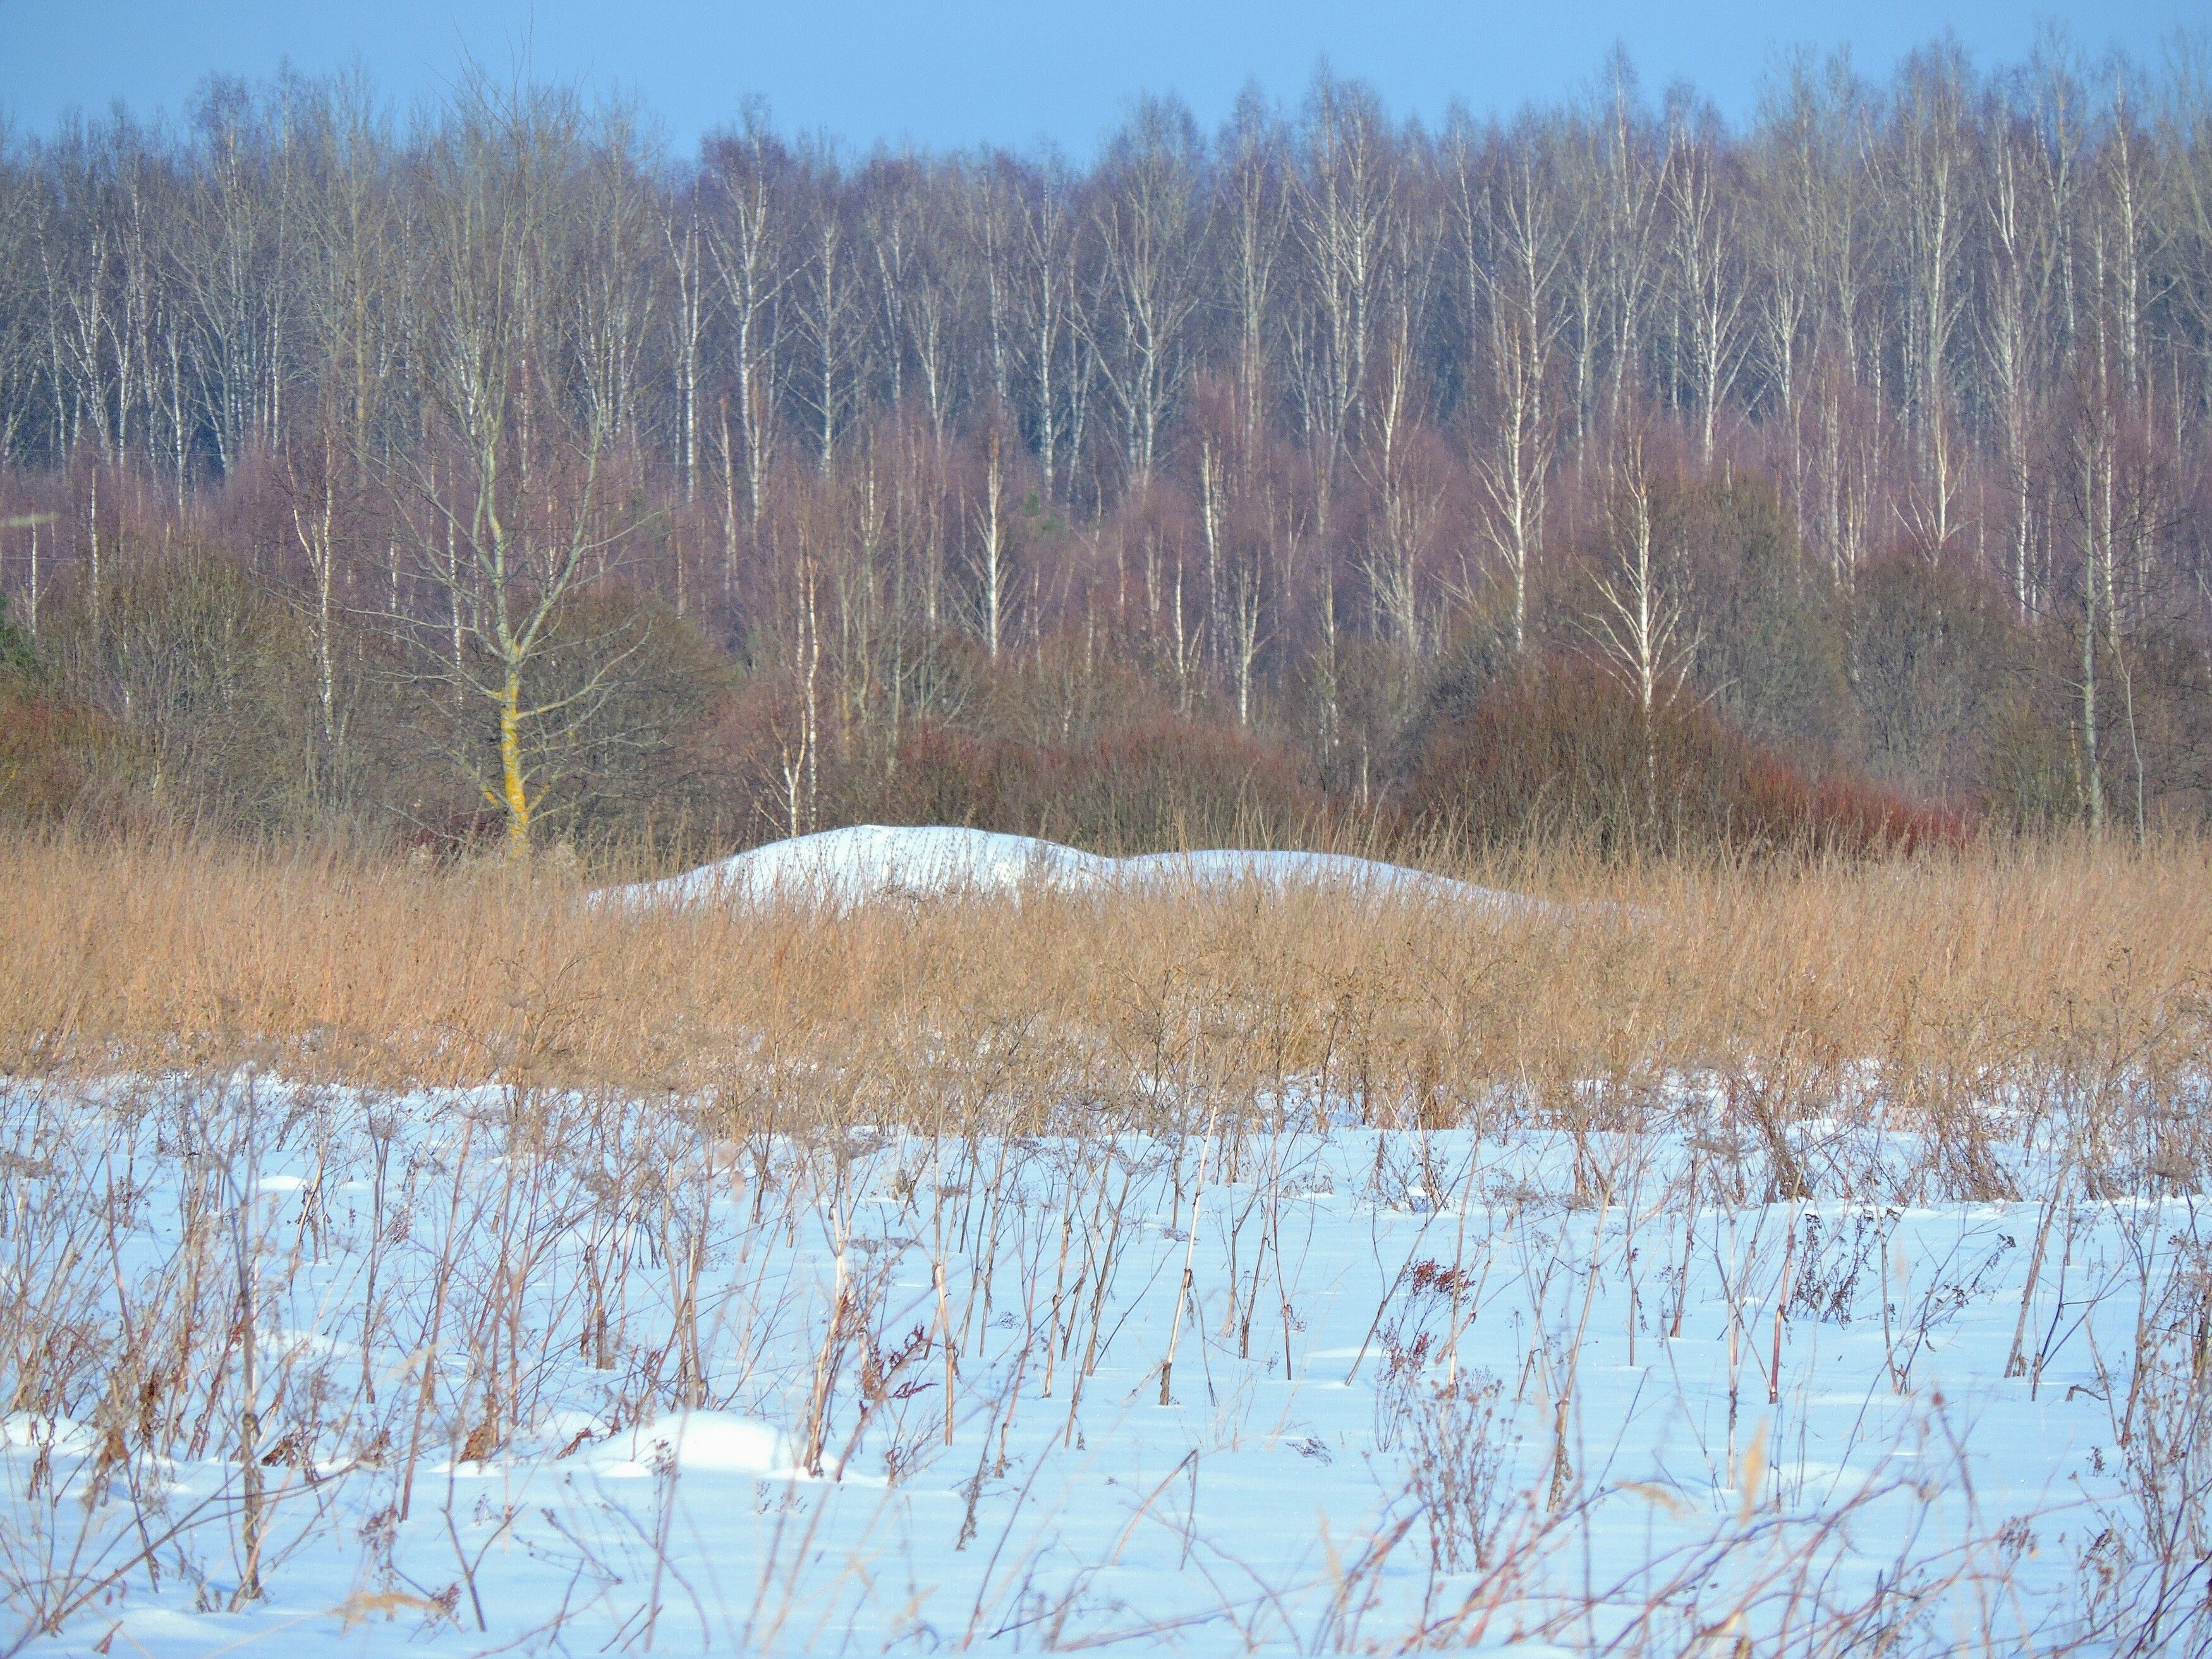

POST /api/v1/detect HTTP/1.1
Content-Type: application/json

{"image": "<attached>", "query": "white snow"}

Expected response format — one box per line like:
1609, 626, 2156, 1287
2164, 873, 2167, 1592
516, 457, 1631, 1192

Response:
560, 1411, 794, 1480
0, 1073, 2197, 1655
608, 823, 1552, 914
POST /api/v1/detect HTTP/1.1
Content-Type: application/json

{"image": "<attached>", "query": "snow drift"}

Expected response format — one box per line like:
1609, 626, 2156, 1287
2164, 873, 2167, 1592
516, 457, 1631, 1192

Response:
607, 823, 1555, 915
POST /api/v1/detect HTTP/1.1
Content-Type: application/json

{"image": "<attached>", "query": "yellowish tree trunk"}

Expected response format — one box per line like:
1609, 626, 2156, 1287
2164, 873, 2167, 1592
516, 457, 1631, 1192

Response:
497, 668, 531, 859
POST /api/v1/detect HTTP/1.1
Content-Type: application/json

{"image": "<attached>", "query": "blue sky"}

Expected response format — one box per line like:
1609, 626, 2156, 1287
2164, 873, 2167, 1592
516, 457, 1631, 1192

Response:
0, 0, 2201, 156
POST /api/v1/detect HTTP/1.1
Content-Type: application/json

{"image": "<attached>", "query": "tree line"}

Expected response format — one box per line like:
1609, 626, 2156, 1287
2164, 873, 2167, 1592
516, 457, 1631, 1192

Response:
1, 42, 2208, 858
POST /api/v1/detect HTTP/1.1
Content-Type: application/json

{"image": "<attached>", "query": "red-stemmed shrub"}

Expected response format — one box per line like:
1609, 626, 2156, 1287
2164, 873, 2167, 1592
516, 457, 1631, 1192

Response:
1403, 655, 1969, 858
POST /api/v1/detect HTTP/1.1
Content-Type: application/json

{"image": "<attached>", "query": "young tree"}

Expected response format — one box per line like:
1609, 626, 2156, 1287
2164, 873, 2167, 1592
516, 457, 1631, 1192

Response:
968, 424, 1014, 660
1584, 423, 1696, 820
399, 81, 644, 858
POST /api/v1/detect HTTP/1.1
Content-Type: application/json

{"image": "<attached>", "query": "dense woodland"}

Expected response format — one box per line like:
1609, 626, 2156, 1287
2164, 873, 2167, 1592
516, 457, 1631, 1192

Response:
1, 42, 2209, 860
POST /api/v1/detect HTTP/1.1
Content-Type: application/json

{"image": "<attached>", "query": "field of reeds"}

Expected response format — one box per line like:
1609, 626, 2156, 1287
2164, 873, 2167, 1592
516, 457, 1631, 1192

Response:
6, 831, 2209, 1105
1, 833, 2209, 1655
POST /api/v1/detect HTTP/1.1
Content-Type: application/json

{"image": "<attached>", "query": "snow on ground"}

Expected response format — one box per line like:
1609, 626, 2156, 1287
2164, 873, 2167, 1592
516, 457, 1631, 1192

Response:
1, 1074, 2202, 1655
607, 824, 1555, 915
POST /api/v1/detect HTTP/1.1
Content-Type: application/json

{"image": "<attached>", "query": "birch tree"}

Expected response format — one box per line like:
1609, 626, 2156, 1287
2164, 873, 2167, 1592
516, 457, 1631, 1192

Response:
1586, 423, 1696, 821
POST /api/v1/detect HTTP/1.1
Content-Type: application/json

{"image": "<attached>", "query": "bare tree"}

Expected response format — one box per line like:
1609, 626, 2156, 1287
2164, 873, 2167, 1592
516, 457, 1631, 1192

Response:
1883, 46, 1974, 552
174, 79, 293, 479
1456, 116, 1567, 652
968, 424, 1014, 660
1586, 423, 1696, 820
1086, 97, 1206, 486
705, 104, 793, 533
1218, 92, 1289, 458
793, 155, 866, 471
1662, 99, 1750, 463
399, 81, 643, 858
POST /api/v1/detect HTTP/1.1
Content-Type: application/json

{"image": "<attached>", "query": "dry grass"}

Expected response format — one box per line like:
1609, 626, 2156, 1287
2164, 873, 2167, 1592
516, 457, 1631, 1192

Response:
4, 832, 2206, 1136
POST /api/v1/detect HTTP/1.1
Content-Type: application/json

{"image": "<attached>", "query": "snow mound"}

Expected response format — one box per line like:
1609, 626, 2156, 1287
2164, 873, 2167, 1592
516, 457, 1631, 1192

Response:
607, 824, 1555, 916
615, 825, 1108, 906
566, 1412, 794, 1479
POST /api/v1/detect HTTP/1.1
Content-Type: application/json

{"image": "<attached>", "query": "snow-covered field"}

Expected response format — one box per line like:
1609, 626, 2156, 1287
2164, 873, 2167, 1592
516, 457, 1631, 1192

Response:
2, 1067, 2206, 1656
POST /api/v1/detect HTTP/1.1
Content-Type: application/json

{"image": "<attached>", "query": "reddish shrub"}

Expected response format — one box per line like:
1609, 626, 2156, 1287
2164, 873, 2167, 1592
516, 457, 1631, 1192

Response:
0, 691, 127, 824
1403, 655, 1968, 858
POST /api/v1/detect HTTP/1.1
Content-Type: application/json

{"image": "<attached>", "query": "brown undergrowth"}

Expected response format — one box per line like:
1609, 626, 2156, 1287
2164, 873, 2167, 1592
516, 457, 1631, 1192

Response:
3, 831, 2206, 1143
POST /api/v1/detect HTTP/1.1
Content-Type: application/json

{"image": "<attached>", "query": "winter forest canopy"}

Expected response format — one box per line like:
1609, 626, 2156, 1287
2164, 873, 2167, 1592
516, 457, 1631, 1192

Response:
1, 44, 2209, 860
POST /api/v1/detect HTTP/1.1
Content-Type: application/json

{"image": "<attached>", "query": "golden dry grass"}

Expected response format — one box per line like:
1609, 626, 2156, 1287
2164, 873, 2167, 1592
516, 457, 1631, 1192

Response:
4, 832, 2207, 1140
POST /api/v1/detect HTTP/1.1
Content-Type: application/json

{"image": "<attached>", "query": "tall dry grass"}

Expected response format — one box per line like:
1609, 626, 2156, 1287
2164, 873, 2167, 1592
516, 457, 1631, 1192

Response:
4, 831, 2206, 1150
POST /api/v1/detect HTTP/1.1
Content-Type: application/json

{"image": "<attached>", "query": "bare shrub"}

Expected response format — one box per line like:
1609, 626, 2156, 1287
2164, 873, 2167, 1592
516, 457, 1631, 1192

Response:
1389, 1367, 1513, 1571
